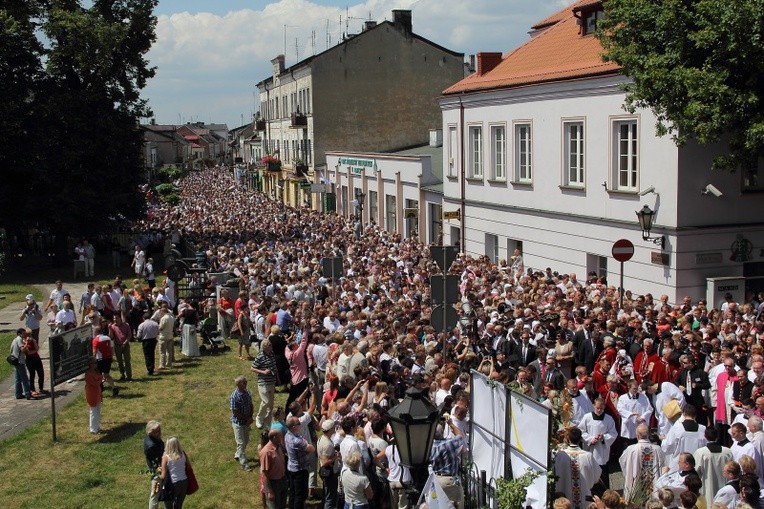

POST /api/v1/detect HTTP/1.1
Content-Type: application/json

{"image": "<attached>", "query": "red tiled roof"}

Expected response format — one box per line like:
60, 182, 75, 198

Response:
444, 0, 619, 95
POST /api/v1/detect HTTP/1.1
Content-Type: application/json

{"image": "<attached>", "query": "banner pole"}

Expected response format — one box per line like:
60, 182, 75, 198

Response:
49, 343, 57, 442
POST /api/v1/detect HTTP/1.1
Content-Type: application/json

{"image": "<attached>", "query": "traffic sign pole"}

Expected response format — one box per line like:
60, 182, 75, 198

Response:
611, 239, 635, 311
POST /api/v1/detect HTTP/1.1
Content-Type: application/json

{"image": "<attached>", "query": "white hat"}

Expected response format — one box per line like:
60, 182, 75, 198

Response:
321, 419, 335, 432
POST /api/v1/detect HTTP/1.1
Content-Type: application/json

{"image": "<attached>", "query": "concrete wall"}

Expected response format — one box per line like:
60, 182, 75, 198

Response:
312, 23, 463, 168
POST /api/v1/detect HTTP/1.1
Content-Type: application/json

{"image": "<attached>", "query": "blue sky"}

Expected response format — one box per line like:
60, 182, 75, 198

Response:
144, 0, 574, 129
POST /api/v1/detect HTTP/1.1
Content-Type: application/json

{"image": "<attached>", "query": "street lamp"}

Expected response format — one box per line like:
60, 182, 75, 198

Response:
387, 387, 439, 503
636, 204, 665, 249
353, 189, 366, 239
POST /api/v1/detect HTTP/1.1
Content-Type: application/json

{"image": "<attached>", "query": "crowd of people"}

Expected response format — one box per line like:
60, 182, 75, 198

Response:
14, 164, 764, 509
135, 166, 764, 509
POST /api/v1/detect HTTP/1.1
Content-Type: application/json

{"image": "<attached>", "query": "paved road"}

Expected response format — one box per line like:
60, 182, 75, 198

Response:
0, 281, 89, 441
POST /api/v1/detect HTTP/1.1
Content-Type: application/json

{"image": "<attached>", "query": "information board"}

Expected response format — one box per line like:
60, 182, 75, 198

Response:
49, 324, 93, 386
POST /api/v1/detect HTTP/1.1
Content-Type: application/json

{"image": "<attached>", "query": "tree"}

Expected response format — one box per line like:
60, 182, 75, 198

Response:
598, 0, 764, 171
0, 0, 157, 247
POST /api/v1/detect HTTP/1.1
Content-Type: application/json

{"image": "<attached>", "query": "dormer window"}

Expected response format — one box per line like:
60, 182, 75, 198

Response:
583, 9, 605, 35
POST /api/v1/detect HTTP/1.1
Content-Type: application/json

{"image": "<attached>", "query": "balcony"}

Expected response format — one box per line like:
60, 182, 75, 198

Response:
290, 112, 307, 128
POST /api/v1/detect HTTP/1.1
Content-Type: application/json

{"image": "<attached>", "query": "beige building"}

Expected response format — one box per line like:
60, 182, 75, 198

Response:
255, 9, 464, 209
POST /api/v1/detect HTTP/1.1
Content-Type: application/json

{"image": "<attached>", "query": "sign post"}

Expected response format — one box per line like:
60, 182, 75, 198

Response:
611, 239, 635, 310
429, 246, 459, 359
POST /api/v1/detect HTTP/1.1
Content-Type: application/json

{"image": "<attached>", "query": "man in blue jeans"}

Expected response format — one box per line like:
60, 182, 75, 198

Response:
285, 415, 315, 509
10, 328, 32, 400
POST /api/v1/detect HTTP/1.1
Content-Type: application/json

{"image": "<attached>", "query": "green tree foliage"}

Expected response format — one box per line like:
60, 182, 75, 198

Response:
598, 0, 764, 170
0, 0, 158, 241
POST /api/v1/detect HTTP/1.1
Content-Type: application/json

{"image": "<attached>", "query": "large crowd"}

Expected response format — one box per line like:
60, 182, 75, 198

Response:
13, 165, 764, 509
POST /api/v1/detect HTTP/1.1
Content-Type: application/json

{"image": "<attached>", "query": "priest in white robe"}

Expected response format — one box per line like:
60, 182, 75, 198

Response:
661, 404, 707, 471
555, 427, 601, 509
620, 424, 664, 501
731, 422, 760, 464
617, 380, 653, 441
579, 398, 617, 492
693, 427, 734, 505
748, 415, 764, 483
655, 381, 685, 439
654, 452, 700, 499
565, 378, 594, 427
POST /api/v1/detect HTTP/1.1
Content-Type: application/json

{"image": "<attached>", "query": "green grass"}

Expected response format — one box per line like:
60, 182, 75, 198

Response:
0, 341, 286, 509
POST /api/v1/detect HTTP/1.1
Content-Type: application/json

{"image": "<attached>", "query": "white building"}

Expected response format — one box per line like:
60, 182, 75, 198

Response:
326, 129, 444, 245
439, 0, 764, 301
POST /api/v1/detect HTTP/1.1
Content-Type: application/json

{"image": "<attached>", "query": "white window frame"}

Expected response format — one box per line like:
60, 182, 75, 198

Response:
563, 120, 585, 187
447, 125, 457, 178
468, 125, 483, 178
490, 124, 507, 181
514, 122, 532, 183
611, 117, 639, 191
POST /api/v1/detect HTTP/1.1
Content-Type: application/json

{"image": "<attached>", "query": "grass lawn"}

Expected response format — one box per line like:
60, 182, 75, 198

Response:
0, 342, 286, 509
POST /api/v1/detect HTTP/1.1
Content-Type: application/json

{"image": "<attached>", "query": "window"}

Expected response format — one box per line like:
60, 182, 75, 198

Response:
385, 194, 397, 233
405, 199, 419, 238
515, 123, 532, 182
468, 126, 483, 178
368, 190, 378, 224
613, 120, 638, 191
485, 233, 499, 263
447, 126, 457, 178
564, 121, 585, 186
587, 253, 607, 280
743, 156, 764, 191
584, 9, 606, 35
430, 203, 442, 245
491, 125, 506, 180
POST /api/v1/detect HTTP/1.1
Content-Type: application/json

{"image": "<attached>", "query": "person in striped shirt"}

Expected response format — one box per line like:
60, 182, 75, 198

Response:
252, 339, 278, 429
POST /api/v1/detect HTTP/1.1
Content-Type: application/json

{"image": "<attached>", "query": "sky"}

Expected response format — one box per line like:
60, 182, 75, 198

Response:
143, 0, 576, 129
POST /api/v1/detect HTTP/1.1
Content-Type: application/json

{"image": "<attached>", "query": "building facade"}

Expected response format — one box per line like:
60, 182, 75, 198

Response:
255, 9, 464, 209
439, 0, 764, 301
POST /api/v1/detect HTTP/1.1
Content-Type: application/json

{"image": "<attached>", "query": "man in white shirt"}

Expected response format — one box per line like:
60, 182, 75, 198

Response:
45, 280, 68, 313
731, 422, 759, 464
662, 404, 707, 471
385, 443, 412, 509
617, 380, 653, 442
748, 415, 764, 481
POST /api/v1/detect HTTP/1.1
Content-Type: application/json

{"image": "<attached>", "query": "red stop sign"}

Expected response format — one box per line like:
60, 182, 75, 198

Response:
612, 239, 635, 262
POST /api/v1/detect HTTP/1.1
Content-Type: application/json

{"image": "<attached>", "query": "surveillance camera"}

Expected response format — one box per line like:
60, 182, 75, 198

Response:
702, 184, 723, 197
639, 186, 655, 197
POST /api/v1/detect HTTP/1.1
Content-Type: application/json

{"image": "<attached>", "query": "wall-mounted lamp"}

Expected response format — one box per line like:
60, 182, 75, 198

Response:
636, 204, 665, 250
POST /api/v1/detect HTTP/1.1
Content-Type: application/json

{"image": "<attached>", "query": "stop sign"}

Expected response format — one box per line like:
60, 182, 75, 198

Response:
612, 239, 635, 262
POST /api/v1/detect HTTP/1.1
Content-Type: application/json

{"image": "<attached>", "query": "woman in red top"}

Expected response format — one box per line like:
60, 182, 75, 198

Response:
24, 330, 45, 396
85, 357, 103, 434
321, 375, 340, 419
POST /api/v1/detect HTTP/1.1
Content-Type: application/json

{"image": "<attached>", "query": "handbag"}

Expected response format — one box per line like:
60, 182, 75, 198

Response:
185, 454, 199, 495
6, 355, 19, 366
158, 477, 174, 502
662, 399, 682, 423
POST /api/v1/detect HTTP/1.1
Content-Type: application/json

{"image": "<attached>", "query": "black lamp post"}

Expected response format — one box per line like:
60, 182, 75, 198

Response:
353, 189, 366, 239
636, 204, 665, 249
387, 387, 439, 505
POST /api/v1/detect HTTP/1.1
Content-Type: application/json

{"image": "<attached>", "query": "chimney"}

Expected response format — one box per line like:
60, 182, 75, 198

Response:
363, 20, 377, 31
476, 52, 502, 76
392, 9, 412, 36
429, 129, 443, 148
271, 55, 285, 76
468, 54, 476, 73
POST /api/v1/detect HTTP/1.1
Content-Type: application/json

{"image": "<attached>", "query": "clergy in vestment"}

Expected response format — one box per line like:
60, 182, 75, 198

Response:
713, 460, 742, 509
747, 415, 764, 483
616, 380, 653, 441
654, 381, 686, 439
661, 404, 707, 471
619, 424, 664, 501
579, 398, 617, 492
654, 452, 700, 500
693, 427, 734, 505
731, 422, 760, 465
554, 427, 601, 509
565, 378, 594, 427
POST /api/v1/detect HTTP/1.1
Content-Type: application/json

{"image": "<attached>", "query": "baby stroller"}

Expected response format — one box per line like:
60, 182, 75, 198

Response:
198, 316, 228, 354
